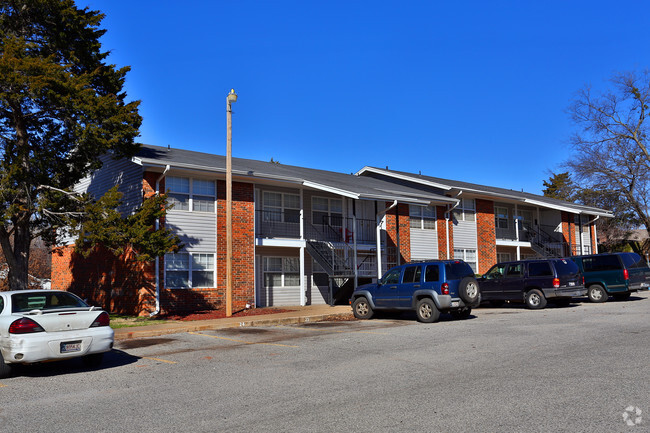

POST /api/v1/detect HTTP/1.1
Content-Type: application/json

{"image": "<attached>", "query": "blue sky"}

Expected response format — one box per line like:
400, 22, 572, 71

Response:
83, 0, 650, 195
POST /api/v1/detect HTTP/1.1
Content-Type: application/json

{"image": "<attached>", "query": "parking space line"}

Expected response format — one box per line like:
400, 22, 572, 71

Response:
0, 383, 6, 388
189, 332, 298, 348
285, 327, 389, 335
141, 356, 177, 364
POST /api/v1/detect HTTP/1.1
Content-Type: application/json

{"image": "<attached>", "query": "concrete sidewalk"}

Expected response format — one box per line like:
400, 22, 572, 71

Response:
113, 305, 354, 341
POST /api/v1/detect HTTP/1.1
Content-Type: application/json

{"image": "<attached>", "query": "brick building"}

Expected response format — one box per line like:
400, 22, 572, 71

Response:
51, 145, 612, 315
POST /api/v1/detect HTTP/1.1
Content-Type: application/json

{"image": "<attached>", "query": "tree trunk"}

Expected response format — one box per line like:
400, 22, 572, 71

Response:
0, 219, 31, 291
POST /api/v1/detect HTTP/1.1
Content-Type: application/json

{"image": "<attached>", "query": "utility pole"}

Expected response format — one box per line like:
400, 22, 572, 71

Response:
226, 89, 237, 317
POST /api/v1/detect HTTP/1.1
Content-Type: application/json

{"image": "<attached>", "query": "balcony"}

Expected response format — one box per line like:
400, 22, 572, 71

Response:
255, 210, 376, 244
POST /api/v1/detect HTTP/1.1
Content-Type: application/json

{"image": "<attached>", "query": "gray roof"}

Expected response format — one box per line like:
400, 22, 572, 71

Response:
357, 166, 613, 217
134, 145, 456, 206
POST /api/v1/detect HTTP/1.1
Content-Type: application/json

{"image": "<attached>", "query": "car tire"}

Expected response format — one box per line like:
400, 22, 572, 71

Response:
416, 298, 440, 323
450, 308, 471, 320
587, 284, 608, 303
0, 352, 13, 378
82, 353, 104, 368
613, 292, 632, 301
458, 277, 480, 304
352, 297, 374, 320
525, 289, 547, 309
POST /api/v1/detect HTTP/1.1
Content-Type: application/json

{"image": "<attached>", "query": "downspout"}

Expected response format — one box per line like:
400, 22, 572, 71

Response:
376, 200, 398, 280
150, 164, 171, 317
445, 191, 463, 260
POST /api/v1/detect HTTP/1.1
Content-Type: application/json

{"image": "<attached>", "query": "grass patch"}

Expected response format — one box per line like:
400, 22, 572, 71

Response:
110, 314, 167, 329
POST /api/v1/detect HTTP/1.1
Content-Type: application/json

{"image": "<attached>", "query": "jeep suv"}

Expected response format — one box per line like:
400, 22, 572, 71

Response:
478, 258, 585, 309
572, 252, 650, 302
349, 260, 480, 323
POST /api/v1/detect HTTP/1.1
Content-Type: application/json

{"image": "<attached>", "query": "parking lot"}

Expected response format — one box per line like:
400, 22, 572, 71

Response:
1, 293, 648, 432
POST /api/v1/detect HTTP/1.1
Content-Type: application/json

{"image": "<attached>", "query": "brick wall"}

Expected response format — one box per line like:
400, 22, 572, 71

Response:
436, 206, 453, 259
51, 245, 156, 316
561, 212, 575, 255
385, 203, 411, 264
476, 198, 496, 273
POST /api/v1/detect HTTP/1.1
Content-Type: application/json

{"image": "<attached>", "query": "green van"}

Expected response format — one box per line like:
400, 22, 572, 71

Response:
572, 252, 650, 302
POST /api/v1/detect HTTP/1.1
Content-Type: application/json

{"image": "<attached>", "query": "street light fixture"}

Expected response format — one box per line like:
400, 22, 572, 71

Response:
226, 88, 237, 317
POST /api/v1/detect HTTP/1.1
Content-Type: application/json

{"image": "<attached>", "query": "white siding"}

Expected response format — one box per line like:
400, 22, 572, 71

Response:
410, 229, 438, 260
454, 220, 477, 248
76, 155, 143, 215
165, 211, 216, 252
306, 257, 328, 305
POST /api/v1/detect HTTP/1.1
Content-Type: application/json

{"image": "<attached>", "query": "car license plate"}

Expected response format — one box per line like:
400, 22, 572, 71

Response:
451, 301, 460, 307
60, 341, 82, 353
568, 282, 575, 286
641, 283, 649, 288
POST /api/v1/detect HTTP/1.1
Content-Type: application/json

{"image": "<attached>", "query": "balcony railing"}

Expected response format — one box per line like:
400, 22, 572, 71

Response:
255, 210, 300, 239
256, 210, 376, 244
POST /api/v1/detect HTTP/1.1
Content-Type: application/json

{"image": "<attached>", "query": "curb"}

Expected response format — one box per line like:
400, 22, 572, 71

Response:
114, 311, 354, 341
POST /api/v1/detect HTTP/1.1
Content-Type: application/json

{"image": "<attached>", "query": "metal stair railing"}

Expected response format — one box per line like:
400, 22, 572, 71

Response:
521, 223, 563, 258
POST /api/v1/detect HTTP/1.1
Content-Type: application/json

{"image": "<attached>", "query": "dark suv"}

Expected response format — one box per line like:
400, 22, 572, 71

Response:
349, 260, 480, 323
572, 252, 650, 302
478, 258, 585, 309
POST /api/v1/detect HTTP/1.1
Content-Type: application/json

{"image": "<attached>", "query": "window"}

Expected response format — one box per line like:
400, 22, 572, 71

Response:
454, 248, 477, 273
425, 265, 440, 282
505, 263, 523, 278
263, 192, 300, 223
583, 255, 622, 272
192, 179, 216, 212
167, 176, 215, 213
165, 252, 215, 288
485, 264, 506, 279
381, 268, 401, 284
167, 176, 190, 211
497, 252, 511, 263
11, 292, 87, 312
453, 199, 476, 222
410, 205, 436, 230
263, 257, 300, 287
528, 262, 553, 277
312, 197, 343, 227
402, 266, 422, 283
495, 207, 509, 229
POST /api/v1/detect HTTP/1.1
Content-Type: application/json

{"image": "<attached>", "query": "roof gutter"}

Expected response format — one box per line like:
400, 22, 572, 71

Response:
151, 164, 171, 317
376, 200, 398, 280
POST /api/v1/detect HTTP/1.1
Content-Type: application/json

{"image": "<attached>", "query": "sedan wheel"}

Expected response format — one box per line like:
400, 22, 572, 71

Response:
0, 352, 13, 379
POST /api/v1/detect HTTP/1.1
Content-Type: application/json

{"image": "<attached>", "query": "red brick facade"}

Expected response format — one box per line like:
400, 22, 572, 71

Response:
51, 173, 256, 316
436, 206, 453, 259
476, 199, 496, 273
385, 203, 411, 264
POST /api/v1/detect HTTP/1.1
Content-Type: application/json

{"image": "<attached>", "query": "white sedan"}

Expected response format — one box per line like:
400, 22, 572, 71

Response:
0, 289, 114, 377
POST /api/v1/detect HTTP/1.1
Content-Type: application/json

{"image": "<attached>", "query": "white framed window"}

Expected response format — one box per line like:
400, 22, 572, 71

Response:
410, 205, 437, 230
496, 252, 511, 263
454, 248, 477, 272
312, 196, 343, 227
165, 252, 215, 288
495, 206, 509, 229
263, 191, 300, 223
263, 257, 300, 287
166, 176, 216, 213
453, 199, 476, 222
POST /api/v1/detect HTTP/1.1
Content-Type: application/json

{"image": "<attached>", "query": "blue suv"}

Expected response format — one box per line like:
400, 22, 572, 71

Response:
349, 260, 480, 323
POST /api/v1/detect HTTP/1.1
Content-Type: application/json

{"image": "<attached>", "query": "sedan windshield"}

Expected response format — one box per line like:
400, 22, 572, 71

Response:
12, 292, 89, 313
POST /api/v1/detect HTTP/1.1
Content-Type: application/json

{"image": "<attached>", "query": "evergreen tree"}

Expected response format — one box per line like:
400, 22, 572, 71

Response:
542, 172, 576, 201
0, 1, 177, 289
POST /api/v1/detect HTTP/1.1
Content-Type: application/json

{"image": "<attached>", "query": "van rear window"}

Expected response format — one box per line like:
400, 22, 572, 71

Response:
553, 259, 579, 276
582, 255, 622, 272
620, 253, 649, 269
